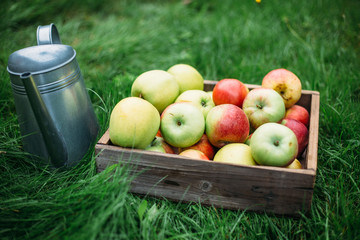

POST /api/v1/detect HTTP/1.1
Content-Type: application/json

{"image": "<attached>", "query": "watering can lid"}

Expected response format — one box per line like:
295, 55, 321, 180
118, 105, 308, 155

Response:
7, 44, 76, 75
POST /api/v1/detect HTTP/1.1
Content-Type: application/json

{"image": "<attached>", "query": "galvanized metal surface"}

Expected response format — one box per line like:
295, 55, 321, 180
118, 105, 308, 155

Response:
7, 24, 99, 167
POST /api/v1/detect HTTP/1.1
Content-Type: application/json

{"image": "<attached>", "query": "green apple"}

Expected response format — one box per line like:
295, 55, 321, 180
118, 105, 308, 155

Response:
145, 136, 174, 154
131, 70, 179, 113
244, 133, 253, 146
109, 97, 160, 149
213, 143, 257, 166
160, 102, 205, 148
250, 123, 298, 167
167, 64, 204, 93
175, 90, 215, 119
242, 88, 285, 129
207, 91, 213, 100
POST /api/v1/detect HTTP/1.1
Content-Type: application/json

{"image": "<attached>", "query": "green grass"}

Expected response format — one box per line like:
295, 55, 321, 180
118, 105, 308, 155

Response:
1, 0, 360, 239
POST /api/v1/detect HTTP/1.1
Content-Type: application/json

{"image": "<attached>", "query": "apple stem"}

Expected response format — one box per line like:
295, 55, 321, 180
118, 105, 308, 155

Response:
274, 140, 279, 146
256, 104, 263, 109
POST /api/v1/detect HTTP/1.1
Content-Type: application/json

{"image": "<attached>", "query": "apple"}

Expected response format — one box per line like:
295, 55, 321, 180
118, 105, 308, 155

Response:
109, 97, 160, 149
179, 149, 209, 160
160, 102, 205, 148
182, 134, 215, 160
167, 64, 204, 93
285, 104, 310, 127
262, 68, 302, 109
286, 159, 303, 169
250, 123, 298, 167
244, 133, 253, 146
212, 79, 249, 108
145, 136, 175, 154
205, 104, 250, 148
242, 88, 285, 129
280, 118, 309, 158
175, 90, 215, 119
131, 70, 179, 113
156, 129, 162, 137
213, 143, 257, 166
207, 91, 213, 100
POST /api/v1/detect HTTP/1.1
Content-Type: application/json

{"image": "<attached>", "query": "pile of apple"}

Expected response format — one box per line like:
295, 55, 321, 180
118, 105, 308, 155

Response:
109, 64, 310, 169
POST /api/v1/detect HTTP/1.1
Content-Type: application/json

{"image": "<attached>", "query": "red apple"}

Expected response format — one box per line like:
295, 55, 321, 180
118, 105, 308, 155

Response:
156, 129, 162, 137
212, 79, 249, 108
281, 118, 309, 158
179, 149, 210, 160
205, 104, 250, 148
262, 68, 302, 109
182, 134, 215, 160
285, 105, 310, 128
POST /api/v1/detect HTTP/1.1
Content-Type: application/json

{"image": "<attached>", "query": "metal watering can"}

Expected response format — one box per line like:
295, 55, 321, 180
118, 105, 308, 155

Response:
7, 23, 99, 168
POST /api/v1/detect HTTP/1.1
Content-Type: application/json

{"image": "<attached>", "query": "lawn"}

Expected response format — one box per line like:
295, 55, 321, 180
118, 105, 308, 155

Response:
1, 0, 359, 239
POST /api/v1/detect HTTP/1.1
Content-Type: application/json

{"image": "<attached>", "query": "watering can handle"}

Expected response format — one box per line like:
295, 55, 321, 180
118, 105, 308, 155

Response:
20, 72, 68, 167
37, 23, 62, 45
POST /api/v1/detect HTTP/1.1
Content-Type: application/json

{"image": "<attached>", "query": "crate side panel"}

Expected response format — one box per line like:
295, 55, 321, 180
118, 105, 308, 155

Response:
96, 146, 315, 215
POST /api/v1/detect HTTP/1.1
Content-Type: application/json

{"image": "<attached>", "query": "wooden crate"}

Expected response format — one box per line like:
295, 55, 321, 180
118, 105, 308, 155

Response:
95, 80, 320, 216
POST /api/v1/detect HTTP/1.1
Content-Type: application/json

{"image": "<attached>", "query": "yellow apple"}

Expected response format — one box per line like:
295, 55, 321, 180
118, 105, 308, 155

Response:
167, 64, 204, 93
175, 90, 215, 119
286, 159, 303, 169
131, 70, 179, 113
262, 68, 302, 108
109, 97, 160, 149
213, 143, 257, 166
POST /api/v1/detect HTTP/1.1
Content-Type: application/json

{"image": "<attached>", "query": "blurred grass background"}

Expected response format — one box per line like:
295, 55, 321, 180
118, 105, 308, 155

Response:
0, 0, 359, 239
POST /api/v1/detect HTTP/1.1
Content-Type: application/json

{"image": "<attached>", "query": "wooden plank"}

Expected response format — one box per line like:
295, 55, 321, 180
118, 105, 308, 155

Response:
96, 144, 315, 177
306, 93, 320, 172
95, 145, 315, 215
98, 130, 110, 145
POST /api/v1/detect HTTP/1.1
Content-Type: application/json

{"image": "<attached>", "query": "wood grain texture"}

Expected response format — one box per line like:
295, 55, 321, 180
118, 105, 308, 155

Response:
95, 81, 320, 216
306, 92, 320, 172
95, 144, 315, 215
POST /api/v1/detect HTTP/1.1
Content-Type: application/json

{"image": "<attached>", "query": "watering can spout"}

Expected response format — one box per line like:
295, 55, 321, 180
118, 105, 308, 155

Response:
20, 72, 68, 167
